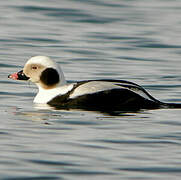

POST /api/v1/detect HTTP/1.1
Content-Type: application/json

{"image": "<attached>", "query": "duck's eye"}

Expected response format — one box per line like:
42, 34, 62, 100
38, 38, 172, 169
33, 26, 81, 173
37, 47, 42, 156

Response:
32, 66, 37, 70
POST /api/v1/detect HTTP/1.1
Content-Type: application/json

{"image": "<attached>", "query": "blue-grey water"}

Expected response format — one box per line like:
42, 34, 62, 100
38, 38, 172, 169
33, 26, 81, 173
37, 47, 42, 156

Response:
1, 0, 181, 179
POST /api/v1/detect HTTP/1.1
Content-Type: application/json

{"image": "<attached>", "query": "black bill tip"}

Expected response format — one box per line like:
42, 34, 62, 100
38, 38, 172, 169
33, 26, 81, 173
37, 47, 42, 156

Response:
8, 70, 30, 80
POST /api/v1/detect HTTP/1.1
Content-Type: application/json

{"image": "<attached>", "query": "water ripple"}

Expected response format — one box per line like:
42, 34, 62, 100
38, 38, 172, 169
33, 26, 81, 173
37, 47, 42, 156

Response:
1, 0, 181, 180
29, 159, 76, 167
118, 166, 181, 173
96, 139, 179, 145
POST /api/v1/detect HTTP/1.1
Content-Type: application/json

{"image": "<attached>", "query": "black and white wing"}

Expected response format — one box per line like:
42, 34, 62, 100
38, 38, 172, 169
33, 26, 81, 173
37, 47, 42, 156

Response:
69, 79, 160, 102
48, 79, 163, 111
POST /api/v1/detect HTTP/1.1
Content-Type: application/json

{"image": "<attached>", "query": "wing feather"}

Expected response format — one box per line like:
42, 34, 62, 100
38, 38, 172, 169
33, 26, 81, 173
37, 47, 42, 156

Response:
69, 79, 160, 103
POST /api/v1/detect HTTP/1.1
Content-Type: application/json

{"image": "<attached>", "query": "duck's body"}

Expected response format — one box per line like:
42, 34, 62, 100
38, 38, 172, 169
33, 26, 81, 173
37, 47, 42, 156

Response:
8, 56, 181, 112
46, 79, 164, 111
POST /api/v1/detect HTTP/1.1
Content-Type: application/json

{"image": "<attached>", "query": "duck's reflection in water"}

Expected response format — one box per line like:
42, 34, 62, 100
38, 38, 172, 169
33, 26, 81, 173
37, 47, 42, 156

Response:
11, 104, 56, 123
34, 103, 142, 117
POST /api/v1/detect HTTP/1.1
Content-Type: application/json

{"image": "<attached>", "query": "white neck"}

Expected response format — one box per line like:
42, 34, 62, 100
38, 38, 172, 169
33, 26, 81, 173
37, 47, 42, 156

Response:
33, 83, 74, 104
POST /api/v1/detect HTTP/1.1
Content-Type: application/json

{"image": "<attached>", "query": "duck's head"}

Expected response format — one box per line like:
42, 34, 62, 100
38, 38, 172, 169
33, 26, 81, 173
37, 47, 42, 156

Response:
8, 56, 66, 89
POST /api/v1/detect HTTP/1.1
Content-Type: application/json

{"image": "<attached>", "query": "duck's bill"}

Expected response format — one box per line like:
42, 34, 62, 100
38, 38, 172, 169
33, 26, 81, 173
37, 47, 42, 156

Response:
8, 70, 29, 80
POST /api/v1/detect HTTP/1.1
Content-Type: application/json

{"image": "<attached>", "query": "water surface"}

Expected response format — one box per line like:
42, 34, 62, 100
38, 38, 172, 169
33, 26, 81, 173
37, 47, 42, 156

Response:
1, 0, 181, 179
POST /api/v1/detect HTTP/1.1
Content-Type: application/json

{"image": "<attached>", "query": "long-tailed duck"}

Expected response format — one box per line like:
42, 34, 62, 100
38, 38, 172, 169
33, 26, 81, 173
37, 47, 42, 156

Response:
8, 56, 181, 112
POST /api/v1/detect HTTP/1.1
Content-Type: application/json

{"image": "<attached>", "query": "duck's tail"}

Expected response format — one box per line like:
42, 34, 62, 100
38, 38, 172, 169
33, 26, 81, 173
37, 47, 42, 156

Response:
161, 102, 181, 109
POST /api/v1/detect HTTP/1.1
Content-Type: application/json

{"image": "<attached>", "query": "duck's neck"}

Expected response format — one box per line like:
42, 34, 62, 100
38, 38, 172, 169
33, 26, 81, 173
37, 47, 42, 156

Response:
34, 82, 74, 104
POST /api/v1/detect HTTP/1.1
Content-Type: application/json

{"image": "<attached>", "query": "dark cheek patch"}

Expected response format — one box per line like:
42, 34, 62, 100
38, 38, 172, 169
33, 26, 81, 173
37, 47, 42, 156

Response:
40, 68, 60, 86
